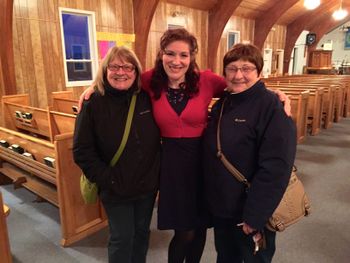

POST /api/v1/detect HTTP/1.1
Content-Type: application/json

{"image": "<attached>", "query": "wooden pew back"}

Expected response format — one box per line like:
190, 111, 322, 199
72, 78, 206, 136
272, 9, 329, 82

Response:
0, 192, 12, 263
51, 98, 79, 115
265, 81, 336, 129
2, 94, 77, 142
3, 102, 51, 140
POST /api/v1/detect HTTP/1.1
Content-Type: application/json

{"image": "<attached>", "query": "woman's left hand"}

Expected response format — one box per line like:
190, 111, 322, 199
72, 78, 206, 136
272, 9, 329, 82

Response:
77, 86, 95, 113
238, 222, 262, 241
273, 89, 291, 116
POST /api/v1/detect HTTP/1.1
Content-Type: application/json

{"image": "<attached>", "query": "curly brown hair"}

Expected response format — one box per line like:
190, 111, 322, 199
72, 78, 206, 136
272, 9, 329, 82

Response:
150, 28, 200, 100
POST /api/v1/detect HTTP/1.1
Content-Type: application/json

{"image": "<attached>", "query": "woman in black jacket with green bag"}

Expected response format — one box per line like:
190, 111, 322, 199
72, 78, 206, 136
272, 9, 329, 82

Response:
73, 46, 160, 263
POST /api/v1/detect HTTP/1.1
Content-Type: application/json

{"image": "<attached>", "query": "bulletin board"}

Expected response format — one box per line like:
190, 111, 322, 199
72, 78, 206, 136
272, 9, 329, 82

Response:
96, 32, 135, 61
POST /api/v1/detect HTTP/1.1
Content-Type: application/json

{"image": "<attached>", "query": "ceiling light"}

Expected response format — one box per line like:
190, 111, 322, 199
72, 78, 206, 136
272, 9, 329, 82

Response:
333, 0, 348, 20
304, 0, 321, 10
333, 8, 348, 20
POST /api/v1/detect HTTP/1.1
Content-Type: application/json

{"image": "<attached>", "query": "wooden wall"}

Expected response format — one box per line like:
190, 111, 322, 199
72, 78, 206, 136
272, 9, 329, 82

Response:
264, 24, 287, 75
11, 0, 133, 108
145, 1, 208, 71
6, 0, 287, 109
264, 24, 287, 51
214, 16, 255, 74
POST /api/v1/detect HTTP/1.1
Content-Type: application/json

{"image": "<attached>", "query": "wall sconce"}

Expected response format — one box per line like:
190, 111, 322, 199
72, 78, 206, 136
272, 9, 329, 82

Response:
333, 0, 348, 20
304, 0, 320, 10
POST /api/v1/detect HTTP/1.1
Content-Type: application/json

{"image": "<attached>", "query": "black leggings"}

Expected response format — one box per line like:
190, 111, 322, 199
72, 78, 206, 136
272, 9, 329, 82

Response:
168, 228, 207, 263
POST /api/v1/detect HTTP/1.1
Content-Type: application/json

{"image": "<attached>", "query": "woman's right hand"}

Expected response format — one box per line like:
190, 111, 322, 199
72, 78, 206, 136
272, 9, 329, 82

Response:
78, 86, 95, 113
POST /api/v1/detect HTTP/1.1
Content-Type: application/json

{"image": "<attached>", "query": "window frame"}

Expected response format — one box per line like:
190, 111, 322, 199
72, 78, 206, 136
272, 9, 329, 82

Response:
59, 7, 98, 87
227, 31, 240, 50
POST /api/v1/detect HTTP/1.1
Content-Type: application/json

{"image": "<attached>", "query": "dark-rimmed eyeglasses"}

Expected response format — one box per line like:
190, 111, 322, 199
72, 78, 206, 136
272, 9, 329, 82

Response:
107, 64, 135, 72
225, 66, 256, 74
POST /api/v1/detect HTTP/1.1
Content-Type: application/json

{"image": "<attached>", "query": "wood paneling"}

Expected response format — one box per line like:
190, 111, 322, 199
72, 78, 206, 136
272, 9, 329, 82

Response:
146, 1, 208, 70
207, 0, 242, 72
167, 0, 216, 11
0, 0, 16, 97
133, 0, 159, 68
264, 24, 287, 51
12, 0, 133, 108
276, 0, 305, 25
234, 0, 277, 19
4, 0, 349, 106
214, 16, 255, 74
253, 0, 298, 49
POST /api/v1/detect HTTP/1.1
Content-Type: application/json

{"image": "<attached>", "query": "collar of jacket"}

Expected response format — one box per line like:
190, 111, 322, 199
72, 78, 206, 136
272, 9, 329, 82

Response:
103, 75, 137, 97
224, 80, 264, 102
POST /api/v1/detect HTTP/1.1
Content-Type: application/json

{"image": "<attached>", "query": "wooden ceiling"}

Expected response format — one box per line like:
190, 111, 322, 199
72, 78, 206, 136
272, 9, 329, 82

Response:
169, 0, 350, 31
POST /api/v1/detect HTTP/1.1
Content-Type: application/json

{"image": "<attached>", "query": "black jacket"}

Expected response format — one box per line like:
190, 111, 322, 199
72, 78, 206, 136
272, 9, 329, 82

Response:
202, 80, 296, 230
73, 86, 160, 203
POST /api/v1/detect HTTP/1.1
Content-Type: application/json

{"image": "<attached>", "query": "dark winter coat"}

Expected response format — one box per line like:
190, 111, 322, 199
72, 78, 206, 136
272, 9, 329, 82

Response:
73, 85, 160, 203
202, 80, 296, 229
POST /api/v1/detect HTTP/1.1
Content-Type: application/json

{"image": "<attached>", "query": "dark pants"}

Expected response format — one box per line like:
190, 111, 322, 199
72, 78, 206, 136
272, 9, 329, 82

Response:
214, 225, 276, 263
102, 194, 156, 263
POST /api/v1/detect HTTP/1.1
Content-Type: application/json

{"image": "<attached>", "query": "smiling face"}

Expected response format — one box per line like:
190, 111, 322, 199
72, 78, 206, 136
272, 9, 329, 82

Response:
162, 40, 191, 88
106, 57, 136, 91
224, 59, 260, 93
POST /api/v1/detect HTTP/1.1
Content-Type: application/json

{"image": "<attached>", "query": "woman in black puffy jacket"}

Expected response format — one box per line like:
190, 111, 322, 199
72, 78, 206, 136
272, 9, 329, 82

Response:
73, 46, 160, 263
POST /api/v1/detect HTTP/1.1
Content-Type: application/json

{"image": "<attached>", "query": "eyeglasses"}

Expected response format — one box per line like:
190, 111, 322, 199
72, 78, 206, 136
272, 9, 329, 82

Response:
107, 64, 135, 72
225, 66, 256, 74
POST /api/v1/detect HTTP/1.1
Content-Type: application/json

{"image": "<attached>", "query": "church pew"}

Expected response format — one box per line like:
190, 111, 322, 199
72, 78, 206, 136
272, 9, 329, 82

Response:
264, 81, 336, 130
266, 84, 324, 136
208, 89, 309, 144
0, 94, 107, 247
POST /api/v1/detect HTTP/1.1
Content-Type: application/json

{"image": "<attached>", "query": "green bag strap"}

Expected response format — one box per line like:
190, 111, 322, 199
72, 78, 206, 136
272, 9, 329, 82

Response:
110, 92, 137, 167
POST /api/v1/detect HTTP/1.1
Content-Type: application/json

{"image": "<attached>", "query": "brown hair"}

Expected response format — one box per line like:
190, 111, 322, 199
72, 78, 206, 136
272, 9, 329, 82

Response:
151, 28, 200, 100
93, 46, 142, 95
223, 43, 264, 76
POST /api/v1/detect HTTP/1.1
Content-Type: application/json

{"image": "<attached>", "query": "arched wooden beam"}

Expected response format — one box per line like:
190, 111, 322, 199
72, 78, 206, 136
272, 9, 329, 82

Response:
207, 0, 243, 70
0, 0, 16, 95
283, 0, 339, 74
254, 0, 299, 50
133, 0, 159, 69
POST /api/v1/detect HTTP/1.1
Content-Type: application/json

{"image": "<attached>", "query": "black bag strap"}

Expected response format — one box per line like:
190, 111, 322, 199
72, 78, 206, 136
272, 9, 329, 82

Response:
216, 97, 250, 188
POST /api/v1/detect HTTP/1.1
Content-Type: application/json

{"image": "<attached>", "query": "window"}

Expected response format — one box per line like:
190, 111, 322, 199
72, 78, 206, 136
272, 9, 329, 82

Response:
59, 8, 98, 87
227, 31, 240, 50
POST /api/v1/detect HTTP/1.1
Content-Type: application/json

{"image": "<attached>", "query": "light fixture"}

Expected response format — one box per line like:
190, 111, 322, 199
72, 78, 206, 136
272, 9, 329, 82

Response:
333, 0, 348, 20
304, 0, 321, 10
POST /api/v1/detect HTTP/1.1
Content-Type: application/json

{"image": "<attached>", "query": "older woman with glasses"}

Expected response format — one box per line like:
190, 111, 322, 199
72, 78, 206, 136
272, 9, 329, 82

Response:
202, 43, 297, 262
73, 46, 160, 263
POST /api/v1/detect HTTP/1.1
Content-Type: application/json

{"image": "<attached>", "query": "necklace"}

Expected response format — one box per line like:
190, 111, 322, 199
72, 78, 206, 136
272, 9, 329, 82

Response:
167, 87, 186, 105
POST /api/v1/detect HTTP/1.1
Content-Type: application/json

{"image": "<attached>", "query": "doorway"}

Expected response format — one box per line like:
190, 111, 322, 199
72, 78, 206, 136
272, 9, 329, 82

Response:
263, 48, 272, 77
275, 49, 284, 75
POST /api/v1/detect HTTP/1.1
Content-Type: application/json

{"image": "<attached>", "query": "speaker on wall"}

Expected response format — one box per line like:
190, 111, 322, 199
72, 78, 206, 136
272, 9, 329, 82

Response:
306, 33, 316, 45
